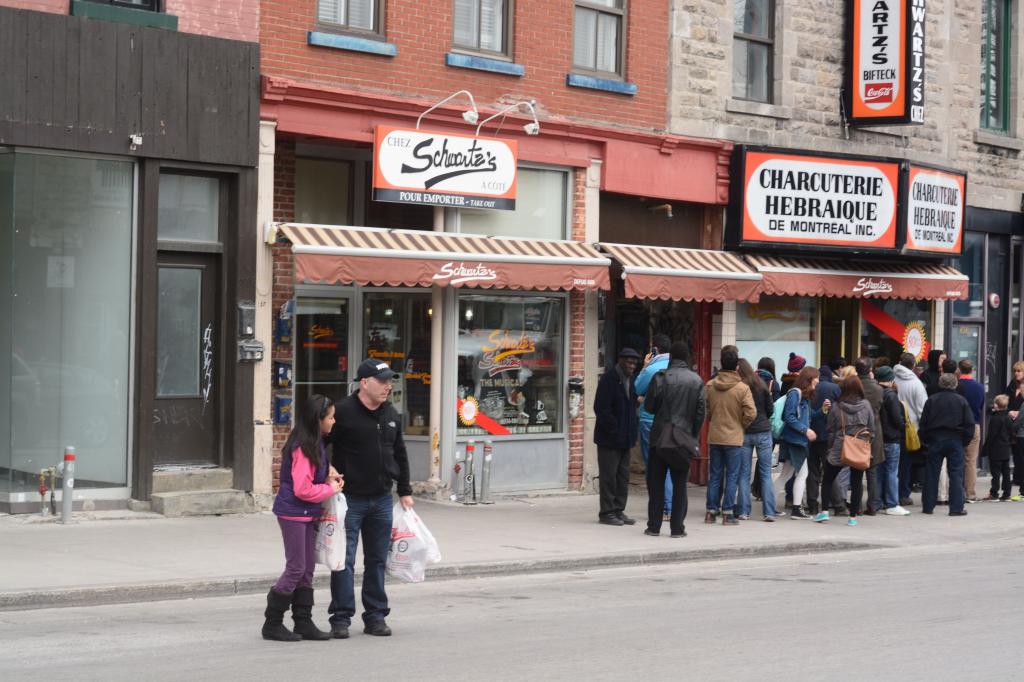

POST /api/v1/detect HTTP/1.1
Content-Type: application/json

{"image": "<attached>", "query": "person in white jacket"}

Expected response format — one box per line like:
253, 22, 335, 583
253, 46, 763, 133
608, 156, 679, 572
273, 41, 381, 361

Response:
894, 353, 928, 506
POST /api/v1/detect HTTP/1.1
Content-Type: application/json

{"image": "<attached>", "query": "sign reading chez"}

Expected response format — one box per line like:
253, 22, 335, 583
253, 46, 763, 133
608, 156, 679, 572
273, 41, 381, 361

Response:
729, 148, 900, 251
844, 0, 926, 126
902, 165, 966, 255
373, 126, 518, 210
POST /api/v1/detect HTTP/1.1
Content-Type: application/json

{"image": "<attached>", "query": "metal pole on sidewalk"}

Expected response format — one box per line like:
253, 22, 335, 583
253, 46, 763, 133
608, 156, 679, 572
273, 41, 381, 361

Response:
479, 439, 494, 504
58, 446, 75, 524
463, 440, 477, 505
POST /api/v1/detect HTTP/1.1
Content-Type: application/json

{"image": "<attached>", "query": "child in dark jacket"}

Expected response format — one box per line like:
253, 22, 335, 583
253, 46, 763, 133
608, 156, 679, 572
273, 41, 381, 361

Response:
264, 394, 344, 642
983, 394, 1014, 501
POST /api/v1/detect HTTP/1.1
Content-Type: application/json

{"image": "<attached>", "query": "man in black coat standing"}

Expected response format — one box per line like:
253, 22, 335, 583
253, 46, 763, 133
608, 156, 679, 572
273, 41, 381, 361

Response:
918, 373, 975, 516
593, 347, 641, 526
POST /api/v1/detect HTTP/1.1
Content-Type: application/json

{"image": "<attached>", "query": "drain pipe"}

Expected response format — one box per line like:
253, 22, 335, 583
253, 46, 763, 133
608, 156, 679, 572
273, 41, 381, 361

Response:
56, 446, 75, 524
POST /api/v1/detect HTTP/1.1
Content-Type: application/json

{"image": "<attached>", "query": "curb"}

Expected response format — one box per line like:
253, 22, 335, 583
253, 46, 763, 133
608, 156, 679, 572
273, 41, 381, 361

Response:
0, 540, 883, 611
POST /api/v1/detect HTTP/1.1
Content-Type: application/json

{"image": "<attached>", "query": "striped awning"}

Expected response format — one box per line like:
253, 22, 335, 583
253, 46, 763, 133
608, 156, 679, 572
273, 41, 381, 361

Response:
746, 255, 968, 300
597, 243, 762, 302
269, 224, 611, 291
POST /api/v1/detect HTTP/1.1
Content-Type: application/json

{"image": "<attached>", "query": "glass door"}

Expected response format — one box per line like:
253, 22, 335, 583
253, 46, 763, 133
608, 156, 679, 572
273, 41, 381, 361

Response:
294, 297, 351, 408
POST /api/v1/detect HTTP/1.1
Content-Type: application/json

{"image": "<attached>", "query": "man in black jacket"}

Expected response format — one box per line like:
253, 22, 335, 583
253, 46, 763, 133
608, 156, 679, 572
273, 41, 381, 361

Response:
593, 347, 641, 526
327, 359, 412, 639
643, 342, 705, 537
918, 373, 975, 516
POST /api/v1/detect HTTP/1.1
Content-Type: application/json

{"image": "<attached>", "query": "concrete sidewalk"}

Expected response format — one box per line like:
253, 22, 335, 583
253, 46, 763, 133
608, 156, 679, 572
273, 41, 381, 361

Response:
1, 483, 1019, 610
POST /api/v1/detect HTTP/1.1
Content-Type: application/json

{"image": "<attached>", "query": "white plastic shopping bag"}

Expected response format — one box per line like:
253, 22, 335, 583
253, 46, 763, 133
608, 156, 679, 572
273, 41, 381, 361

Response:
315, 493, 348, 572
386, 502, 442, 583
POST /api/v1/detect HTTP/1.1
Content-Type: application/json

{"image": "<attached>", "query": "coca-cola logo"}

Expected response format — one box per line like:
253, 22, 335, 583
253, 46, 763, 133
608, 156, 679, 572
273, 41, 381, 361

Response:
864, 83, 894, 103
851, 277, 894, 296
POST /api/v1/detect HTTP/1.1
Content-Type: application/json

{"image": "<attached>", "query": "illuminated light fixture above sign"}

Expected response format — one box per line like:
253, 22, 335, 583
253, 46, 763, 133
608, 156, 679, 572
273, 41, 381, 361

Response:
476, 100, 541, 137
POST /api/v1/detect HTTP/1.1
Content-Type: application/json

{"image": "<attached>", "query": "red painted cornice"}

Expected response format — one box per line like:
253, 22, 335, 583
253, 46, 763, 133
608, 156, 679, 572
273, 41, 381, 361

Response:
261, 77, 734, 204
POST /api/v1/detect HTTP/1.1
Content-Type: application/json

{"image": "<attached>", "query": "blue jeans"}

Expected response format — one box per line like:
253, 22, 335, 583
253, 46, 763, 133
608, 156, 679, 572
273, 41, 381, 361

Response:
707, 444, 743, 514
881, 442, 901, 509
923, 439, 965, 514
329, 494, 393, 627
640, 419, 672, 514
743, 431, 776, 517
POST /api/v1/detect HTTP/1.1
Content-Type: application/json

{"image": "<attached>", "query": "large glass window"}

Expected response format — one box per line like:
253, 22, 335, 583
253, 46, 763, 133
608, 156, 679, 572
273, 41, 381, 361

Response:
573, 0, 625, 76
732, 0, 773, 102
457, 294, 564, 435
860, 299, 931, 364
454, 0, 510, 56
953, 231, 986, 319
980, 0, 1011, 131
295, 158, 353, 225
363, 292, 433, 434
737, 296, 816, 375
1, 153, 134, 492
459, 168, 568, 240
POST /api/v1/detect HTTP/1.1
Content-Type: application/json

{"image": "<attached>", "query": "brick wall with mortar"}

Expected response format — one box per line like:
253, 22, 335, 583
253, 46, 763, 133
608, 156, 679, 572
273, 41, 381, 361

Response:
669, 0, 1024, 213
260, 0, 668, 132
0, 0, 258, 41
568, 168, 587, 489
270, 138, 296, 491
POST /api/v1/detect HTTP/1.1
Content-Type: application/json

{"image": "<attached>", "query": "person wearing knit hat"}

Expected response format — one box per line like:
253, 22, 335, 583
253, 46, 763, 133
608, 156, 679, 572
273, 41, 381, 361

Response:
876, 365, 909, 515
788, 352, 807, 373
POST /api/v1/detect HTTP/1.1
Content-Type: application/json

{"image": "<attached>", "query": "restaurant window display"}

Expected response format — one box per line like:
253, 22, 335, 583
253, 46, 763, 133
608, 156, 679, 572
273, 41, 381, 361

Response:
736, 297, 817, 373
860, 299, 931, 364
457, 294, 564, 436
293, 298, 350, 410
363, 292, 432, 435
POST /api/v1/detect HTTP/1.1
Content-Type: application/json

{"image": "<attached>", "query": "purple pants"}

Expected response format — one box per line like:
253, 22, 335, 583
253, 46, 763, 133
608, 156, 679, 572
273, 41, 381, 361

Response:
273, 518, 318, 593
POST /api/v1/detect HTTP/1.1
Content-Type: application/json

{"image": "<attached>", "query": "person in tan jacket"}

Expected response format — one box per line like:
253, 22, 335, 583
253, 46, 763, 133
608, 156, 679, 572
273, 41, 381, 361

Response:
704, 350, 756, 525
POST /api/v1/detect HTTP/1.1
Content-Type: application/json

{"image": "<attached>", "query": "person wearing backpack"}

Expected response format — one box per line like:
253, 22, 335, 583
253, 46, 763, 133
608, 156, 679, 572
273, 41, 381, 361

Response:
893, 352, 928, 505
774, 366, 825, 519
817, 375, 875, 525
643, 342, 706, 537
705, 349, 756, 525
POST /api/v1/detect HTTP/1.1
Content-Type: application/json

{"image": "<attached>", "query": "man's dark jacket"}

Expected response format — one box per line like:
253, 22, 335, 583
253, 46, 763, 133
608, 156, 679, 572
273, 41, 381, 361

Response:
918, 388, 975, 447
593, 366, 639, 450
880, 385, 906, 444
810, 375, 840, 438
644, 359, 706, 446
329, 391, 412, 497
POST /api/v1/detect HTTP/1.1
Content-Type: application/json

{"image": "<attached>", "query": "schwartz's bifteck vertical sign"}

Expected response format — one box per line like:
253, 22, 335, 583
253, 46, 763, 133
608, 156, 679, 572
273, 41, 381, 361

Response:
844, 0, 926, 126
373, 126, 518, 210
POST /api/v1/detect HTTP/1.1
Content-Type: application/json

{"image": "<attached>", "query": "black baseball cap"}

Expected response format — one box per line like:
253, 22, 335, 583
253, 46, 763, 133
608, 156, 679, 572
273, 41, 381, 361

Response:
356, 359, 396, 381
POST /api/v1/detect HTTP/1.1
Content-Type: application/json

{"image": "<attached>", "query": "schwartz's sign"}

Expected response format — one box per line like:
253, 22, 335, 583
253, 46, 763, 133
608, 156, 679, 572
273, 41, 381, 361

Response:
373, 126, 518, 210
844, 0, 926, 126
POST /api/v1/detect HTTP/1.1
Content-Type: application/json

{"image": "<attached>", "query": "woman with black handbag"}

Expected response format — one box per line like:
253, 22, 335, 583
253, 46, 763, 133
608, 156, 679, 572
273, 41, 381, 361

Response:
816, 375, 875, 526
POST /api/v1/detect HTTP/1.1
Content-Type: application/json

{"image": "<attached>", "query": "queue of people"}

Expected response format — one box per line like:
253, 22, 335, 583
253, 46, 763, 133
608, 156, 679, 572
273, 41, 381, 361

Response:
593, 341, 1017, 537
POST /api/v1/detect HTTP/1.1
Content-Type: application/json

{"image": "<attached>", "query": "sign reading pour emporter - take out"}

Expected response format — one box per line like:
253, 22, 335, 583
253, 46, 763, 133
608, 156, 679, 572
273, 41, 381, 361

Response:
739, 150, 900, 250
373, 126, 517, 211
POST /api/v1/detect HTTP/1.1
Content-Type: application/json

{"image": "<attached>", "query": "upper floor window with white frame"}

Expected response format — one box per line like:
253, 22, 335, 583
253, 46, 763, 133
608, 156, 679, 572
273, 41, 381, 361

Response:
573, 1, 626, 77
459, 167, 569, 241
732, 0, 774, 103
318, 0, 382, 34
454, 0, 512, 57
980, 0, 1011, 131
83, 0, 159, 10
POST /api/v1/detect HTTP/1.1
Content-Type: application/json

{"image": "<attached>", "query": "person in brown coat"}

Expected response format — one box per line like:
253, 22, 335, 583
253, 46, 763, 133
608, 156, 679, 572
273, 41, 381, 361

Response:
704, 349, 756, 525
855, 357, 885, 515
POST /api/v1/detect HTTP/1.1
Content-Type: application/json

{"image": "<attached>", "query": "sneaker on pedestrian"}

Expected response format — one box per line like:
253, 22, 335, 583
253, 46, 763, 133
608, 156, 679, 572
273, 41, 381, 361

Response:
790, 506, 811, 519
598, 515, 624, 526
643, 529, 660, 536
999, 496, 1011, 502
900, 497, 914, 506
617, 513, 637, 525
813, 511, 829, 522
863, 507, 877, 516
722, 514, 739, 525
847, 518, 858, 526
737, 514, 750, 520
983, 494, 1000, 502
670, 530, 687, 538
885, 506, 910, 516
363, 620, 392, 637
1011, 495, 1022, 502
762, 515, 775, 522
966, 497, 978, 504
704, 511, 718, 524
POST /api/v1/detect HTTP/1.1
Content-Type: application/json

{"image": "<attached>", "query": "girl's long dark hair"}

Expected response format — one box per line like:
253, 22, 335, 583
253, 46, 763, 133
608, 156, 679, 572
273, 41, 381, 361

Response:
737, 358, 766, 396
283, 393, 332, 468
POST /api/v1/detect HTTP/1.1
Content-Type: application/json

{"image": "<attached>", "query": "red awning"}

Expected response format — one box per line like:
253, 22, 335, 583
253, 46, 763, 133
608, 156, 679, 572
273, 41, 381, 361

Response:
746, 255, 968, 300
271, 224, 611, 292
598, 243, 762, 302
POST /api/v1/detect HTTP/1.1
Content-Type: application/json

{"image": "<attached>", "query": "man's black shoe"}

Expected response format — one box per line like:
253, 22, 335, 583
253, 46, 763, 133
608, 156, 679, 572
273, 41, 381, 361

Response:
599, 516, 624, 526
618, 513, 637, 525
331, 625, 350, 639
900, 497, 914, 506
364, 621, 392, 637
670, 530, 687, 538
949, 510, 968, 516
643, 529, 660, 536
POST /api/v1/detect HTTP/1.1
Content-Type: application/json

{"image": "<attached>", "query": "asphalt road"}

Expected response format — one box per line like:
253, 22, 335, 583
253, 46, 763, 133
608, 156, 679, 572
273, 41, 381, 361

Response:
3, 536, 1021, 681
